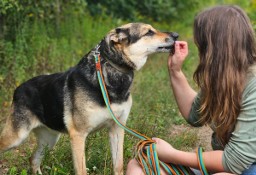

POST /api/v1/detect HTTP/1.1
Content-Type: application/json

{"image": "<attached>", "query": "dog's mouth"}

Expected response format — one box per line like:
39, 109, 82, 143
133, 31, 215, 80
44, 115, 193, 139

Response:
156, 44, 175, 53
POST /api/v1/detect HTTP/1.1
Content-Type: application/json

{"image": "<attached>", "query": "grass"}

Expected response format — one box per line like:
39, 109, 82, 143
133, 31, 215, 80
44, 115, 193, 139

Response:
0, 11, 200, 175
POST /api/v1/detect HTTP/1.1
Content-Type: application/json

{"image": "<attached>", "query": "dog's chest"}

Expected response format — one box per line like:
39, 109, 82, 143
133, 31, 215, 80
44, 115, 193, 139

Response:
87, 103, 128, 130
64, 92, 132, 133
83, 100, 132, 132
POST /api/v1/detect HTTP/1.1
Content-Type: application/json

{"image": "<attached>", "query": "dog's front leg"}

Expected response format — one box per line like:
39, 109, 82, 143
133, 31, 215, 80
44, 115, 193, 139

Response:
70, 130, 88, 175
109, 122, 125, 175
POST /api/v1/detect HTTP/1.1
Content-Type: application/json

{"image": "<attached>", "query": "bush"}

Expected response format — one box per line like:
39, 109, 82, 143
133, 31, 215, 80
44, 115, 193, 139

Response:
85, 0, 206, 25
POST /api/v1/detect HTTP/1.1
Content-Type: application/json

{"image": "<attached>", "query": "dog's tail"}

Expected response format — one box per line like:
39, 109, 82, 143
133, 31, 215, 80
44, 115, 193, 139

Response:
0, 106, 33, 153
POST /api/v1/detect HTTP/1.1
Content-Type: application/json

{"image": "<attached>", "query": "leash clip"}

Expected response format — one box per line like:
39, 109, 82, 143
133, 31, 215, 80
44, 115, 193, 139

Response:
94, 45, 101, 71
95, 57, 101, 71
94, 44, 101, 56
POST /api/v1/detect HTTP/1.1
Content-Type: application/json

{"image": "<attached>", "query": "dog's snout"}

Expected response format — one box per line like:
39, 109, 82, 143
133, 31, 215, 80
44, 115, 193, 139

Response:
171, 32, 179, 40
165, 32, 179, 43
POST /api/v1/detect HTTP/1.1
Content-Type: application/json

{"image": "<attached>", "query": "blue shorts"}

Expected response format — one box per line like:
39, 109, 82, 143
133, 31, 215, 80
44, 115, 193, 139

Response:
242, 163, 256, 175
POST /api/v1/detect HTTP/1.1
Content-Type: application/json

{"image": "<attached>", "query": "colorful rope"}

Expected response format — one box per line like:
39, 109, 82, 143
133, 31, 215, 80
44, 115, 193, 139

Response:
197, 147, 209, 175
94, 52, 207, 175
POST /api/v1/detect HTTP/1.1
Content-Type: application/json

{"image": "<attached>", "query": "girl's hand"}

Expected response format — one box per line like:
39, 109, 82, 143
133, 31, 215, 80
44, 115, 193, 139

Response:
152, 137, 177, 163
168, 41, 188, 74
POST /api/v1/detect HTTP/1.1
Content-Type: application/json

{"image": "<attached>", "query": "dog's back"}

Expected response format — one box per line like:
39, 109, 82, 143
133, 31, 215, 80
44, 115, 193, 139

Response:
13, 72, 70, 131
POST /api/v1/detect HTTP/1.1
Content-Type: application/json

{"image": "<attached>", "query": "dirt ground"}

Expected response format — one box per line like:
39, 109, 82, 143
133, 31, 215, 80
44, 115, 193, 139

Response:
170, 124, 213, 151
194, 125, 213, 151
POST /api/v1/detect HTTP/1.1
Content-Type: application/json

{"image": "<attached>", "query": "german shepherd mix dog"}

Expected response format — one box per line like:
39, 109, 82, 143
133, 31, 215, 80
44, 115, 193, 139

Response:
0, 23, 178, 175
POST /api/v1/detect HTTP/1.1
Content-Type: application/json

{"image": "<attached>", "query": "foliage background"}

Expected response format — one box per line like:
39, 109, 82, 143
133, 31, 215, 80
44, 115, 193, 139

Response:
0, 0, 256, 174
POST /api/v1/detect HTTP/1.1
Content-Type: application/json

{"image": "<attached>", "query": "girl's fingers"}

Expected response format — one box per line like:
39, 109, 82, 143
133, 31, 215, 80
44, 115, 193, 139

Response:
174, 42, 181, 55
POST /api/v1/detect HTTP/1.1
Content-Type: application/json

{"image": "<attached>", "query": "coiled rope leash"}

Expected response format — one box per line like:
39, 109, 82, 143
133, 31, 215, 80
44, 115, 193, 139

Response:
94, 47, 209, 175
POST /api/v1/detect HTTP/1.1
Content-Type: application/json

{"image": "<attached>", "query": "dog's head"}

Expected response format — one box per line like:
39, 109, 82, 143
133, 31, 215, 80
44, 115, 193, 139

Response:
104, 23, 178, 70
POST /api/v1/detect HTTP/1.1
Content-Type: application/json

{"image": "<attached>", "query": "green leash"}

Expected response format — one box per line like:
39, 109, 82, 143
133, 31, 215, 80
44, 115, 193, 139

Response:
93, 48, 208, 175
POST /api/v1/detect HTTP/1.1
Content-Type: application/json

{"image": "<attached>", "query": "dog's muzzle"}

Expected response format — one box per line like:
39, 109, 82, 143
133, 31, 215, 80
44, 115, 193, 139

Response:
157, 32, 179, 53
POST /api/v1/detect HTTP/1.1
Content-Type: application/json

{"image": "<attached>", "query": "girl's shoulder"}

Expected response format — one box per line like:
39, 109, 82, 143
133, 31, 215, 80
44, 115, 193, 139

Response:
246, 64, 256, 86
247, 63, 256, 76
243, 64, 256, 100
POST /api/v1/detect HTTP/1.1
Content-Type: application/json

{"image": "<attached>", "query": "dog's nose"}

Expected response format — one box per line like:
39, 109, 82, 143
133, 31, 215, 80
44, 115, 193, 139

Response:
171, 32, 179, 40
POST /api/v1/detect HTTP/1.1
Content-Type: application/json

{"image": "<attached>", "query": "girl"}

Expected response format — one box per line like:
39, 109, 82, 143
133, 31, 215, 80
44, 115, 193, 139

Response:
126, 5, 256, 175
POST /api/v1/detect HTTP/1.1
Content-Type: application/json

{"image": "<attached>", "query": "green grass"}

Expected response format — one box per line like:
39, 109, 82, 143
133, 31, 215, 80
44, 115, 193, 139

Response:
0, 11, 200, 175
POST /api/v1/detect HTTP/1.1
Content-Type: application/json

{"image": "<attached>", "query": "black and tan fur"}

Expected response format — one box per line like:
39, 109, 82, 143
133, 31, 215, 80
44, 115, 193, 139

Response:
0, 23, 178, 175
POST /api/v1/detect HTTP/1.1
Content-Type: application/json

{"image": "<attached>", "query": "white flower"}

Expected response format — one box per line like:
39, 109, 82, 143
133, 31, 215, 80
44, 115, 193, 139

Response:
93, 166, 97, 171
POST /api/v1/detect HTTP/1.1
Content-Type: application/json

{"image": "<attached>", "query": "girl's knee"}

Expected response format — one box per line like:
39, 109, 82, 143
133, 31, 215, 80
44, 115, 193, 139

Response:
127, 159, 138, 168
126, 159, 144, 175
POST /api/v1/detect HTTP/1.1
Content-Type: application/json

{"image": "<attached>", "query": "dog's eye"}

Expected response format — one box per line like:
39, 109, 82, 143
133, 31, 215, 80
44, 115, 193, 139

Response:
144, 30, 155, 36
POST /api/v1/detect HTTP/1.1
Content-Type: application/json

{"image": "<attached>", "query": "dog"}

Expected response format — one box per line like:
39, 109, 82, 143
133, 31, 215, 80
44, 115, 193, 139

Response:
0, 23, 178, 175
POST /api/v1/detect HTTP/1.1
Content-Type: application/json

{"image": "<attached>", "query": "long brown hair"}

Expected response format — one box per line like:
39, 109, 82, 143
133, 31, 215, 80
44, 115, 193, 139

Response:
193, 5, 256, 145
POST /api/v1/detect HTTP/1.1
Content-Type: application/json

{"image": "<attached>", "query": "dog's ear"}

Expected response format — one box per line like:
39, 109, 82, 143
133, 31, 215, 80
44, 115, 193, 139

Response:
109, 28, 128, 43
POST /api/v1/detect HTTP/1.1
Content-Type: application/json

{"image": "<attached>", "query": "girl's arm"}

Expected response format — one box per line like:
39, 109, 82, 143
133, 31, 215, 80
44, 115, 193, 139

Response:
152, 138, 225, 173
168, 41, 197, 119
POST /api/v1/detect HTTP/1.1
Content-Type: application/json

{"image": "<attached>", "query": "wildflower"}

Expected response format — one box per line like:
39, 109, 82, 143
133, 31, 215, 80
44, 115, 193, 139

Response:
93, 166, 97, 171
